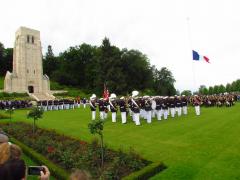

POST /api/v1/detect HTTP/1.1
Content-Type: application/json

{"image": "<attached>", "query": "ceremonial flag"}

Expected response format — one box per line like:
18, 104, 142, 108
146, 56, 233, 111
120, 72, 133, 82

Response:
192, 50, 210, 63
103, 83, 109, 100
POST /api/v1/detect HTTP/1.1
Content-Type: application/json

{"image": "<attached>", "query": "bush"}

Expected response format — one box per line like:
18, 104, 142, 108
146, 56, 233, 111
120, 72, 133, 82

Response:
122, 162, 166, 180
0, 92, 32, 100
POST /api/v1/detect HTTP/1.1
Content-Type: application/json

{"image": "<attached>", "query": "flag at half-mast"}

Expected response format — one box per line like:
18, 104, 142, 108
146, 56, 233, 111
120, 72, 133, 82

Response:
192, 50, 210, 63
103, 83, 109, 100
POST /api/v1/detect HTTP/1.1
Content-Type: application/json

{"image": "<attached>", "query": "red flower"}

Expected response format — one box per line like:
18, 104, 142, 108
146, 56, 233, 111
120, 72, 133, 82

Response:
80, 141, 87, 145
47, 146, 55, 153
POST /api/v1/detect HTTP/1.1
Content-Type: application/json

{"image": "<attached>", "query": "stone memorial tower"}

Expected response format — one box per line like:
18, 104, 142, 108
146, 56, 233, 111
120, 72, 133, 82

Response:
4, 27, 54, 100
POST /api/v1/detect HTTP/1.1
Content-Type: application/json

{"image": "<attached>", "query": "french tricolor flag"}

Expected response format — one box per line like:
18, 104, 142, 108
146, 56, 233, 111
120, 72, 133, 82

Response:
192, 50, 210, 63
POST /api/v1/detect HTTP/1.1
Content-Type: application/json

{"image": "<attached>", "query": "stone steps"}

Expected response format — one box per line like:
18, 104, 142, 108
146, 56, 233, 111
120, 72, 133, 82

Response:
28, 93, 55, 101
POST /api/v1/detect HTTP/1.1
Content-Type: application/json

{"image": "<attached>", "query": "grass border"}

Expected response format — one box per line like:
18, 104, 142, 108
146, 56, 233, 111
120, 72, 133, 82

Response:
10, 137, 69, 180
122, 161, 166, 180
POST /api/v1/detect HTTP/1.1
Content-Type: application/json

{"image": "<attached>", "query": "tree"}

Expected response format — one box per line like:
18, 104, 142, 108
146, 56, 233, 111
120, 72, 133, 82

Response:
43, 45, 58, 77
88, 120, 104, 167
152, 67, 176, 95
181, 90, 192, 96
209, 86, 214, 95
218, 84, 226, 94
27, 107, 44, 133
226, 83, 232, 92
199, 85, 208, 95
213, 85, 220, 94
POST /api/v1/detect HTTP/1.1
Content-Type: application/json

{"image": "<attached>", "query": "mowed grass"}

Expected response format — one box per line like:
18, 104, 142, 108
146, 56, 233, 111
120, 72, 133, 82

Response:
0, 76, 4, 89
2, 103, 240, 180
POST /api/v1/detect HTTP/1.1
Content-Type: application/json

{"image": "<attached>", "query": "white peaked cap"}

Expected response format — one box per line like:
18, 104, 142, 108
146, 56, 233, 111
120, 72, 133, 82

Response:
110, 93, 117, 99
90, 94, 96, 100
132, 90, 139, 97
120, 96, 125, 99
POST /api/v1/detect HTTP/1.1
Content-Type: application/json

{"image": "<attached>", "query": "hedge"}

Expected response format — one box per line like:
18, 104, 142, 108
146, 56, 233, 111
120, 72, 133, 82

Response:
122, 161, 166, 180
10, 137, 69, 180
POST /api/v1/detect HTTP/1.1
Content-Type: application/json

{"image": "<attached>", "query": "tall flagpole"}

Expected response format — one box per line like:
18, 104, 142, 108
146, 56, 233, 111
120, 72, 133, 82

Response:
186, 17, 197, 92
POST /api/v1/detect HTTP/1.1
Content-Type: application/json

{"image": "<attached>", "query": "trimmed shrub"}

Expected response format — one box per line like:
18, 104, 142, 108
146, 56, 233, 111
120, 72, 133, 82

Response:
122, 162, 166, 180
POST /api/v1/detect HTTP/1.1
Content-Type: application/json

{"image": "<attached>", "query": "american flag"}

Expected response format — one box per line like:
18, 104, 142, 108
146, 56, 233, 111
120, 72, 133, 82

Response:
103, 83, 109, 100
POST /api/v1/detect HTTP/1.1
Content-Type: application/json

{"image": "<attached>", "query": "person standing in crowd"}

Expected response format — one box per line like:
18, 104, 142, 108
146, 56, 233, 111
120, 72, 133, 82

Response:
175, 96, 182, 117
162, 97, 169, 120
109, 93, 118, 122
98, 98, 105, 120
118, 97, 127, 124
181, 95, 188, 115
103, 98, 109, 119
193, 95, 201, 116
89, 94, 97, 120
169, 96, 176, 118
155, 97, 163, 121
144, 96, 152, 123
131, 91, 141, 126
82, 98, 87, 109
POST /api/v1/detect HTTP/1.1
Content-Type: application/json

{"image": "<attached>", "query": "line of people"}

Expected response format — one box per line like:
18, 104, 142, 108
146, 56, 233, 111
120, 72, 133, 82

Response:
0, 100, 32, 110
89, 91, 200, 126
37, 99, 80, 111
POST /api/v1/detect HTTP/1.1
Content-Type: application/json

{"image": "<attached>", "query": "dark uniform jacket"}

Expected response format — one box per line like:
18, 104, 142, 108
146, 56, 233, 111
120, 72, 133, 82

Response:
118, 100, 127, 112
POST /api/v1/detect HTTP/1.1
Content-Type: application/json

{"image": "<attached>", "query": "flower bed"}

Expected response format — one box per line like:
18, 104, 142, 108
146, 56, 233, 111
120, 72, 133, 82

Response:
1, 122, 150, 179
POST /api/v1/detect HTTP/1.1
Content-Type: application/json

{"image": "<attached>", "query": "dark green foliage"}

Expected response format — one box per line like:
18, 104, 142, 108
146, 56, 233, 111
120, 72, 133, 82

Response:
122, 162, 166, 180
0, 43, 13, 76
1, 122, 149, 179
181, 90, 192, 96
0, 92, 31, 100
41, 39, 176, 95
152, 66, 176, 96
198, 79, 240, 95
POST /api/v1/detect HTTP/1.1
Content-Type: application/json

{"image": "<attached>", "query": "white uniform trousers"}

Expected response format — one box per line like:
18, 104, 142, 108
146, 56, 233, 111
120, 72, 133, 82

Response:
121, 112, 127, 124
104, 111, 108, 119
195, 106, 200, 116
83, 104, 86, 108
183, 106, 187, 115
100, 111, 104, 120
92, 111, 96, 120
151, 110, 156, 118
133, 113, 140, 125
163, 109, 168, 120
129, 109, 133, 117
146, 111, 152, 123
176, 107, 182, 117
156, 109, 162, 120
112, 112, 116, 122
170, 108, 175, 118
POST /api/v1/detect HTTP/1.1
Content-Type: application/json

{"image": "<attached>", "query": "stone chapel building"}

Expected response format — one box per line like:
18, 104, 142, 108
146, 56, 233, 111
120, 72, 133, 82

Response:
4, 27, 54, 100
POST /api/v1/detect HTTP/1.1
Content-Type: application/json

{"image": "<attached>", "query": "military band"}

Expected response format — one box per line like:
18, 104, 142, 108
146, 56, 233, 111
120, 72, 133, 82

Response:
87, 91, 238, 126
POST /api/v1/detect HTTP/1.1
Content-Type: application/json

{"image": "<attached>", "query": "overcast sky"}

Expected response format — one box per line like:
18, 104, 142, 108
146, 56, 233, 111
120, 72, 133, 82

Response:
1, 0, 240, 92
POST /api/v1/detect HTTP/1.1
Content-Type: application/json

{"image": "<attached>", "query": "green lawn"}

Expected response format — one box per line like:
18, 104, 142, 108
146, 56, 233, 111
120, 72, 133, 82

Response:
2, 104, 240, 179
0, 76, 4, 89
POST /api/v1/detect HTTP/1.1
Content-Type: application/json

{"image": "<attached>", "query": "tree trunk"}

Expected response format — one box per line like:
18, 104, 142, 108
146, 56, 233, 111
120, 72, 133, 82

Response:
33, 119, 36, 134
100, 134, 104, 167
